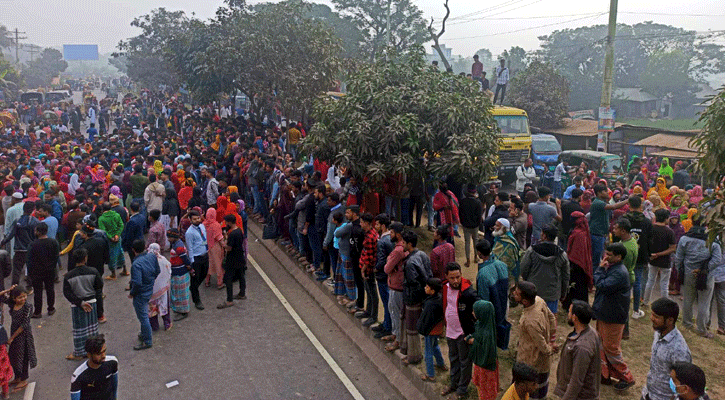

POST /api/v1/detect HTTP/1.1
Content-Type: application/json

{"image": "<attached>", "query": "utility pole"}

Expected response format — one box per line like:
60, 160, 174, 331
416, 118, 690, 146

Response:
13, 28, 27, 65
27, 44, 41, 62
598, 0, 617, 152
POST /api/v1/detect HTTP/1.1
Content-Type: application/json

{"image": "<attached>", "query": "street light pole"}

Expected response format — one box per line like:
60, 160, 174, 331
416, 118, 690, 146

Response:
599, 0, 618, 152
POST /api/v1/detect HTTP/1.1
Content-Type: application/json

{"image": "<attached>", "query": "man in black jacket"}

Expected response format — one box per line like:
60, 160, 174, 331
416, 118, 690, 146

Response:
27, 222, 60, 318
347, 205, 366, 312
63, 248, 104, 360
1, 201, 38, 285
76, 224, 110, 321
458, 184, 483, 268
441, 262, 480, 398
482, 192, 509, 244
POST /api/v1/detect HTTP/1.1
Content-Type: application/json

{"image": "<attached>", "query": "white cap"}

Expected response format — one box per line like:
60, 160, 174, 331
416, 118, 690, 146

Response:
496, 218, 511, 230
11, 192, 23, 199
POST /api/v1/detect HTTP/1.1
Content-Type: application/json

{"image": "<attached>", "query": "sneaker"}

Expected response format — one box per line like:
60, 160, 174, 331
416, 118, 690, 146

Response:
325, 280, 335, 287
315, 274, 329, 281
632, 310, 645, 319
354, 311, 370, 319
133, 342, 153, 351
613, 380, 635, 391
371, 324, 384, 332
362, 318, 376, 327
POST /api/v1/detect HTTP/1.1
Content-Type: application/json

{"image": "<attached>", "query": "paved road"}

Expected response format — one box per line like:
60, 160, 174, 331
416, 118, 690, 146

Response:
19, 236, 402, 399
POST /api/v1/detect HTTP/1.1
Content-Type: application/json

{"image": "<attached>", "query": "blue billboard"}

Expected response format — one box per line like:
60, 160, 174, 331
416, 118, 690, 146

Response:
63, 45, 99, 61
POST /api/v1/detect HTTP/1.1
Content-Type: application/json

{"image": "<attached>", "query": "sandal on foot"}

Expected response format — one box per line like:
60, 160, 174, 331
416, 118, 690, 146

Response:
104, 275, 117, 280
120, 271, 130, 276
441, 388, 456, 396
384, 342, 399, 352
65, 354, 86, 361
217, 284, 226, 290
717, 328, 725, 335
216, 302, 234, 309
420, 375, 436, 382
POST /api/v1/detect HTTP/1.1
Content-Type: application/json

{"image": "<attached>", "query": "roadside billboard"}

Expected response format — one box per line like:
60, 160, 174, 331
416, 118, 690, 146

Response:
62, 45, 99, 61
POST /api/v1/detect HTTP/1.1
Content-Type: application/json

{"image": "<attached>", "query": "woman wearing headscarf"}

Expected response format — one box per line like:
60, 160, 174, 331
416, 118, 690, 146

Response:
647, 177, 669, 200
658, 157, 673, 180
153, 160, 164, 177
681, 208, 698, 232
563, 211, 593, 310
204, 208, 225, 289
187, 186, 205, 212
25, 188, 40, 203
468, 300, 499, 400
147, 243, 172, 331
177, 178, 195, 212
216, 196, 229, 224
688, 185, 703, 205
68, 173, 81, 196
162, 188, 181, 229
647, 193, 667, 218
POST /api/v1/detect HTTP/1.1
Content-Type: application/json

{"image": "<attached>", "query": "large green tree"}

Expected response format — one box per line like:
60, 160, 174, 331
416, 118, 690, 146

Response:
507, 61, 569, 129
639, 50, 698, 114
23, 48, 68, 88
689, 86, 725, 242
302, 47, 500, 189
114, 8, 188, 89
538, 22, 725, 111
332, 0, 428, 61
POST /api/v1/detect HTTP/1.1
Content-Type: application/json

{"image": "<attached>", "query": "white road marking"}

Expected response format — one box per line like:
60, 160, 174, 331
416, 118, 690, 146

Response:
23, 382, 35, 400
248, 255, 365, 400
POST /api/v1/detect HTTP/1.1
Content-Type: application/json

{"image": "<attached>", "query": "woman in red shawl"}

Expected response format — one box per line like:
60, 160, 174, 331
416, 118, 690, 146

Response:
204, 208, 225, 289
216, 196, 229, 223
223, 202, 243, 229
432, 182, 459, 239
178, 178, 195, 211
563, 211, 593, 309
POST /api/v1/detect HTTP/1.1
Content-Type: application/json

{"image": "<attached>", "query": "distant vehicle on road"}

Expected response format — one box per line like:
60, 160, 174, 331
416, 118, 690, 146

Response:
531, 133, 562, 173
492, 106, 532, 181
45, 90, 71, 103
559, 150, 623, 184
20, 91, 44, 104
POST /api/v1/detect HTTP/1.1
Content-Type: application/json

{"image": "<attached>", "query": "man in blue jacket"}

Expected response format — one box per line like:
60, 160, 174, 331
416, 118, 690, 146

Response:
129, 239, 160, 350
121, 201, 145, 265
592, 243, 635, 391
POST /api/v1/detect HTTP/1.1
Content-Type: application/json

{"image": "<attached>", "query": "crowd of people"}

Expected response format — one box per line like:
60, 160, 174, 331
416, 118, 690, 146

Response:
0, 85, 719, 400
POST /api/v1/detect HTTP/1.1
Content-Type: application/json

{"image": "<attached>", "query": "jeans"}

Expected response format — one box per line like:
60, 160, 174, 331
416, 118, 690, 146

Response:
363, 275, 378, 319
633, 265, 644, 312
713, 281, 725, 331
427, 194, 435, 228
644, 264, 671, 305
591, 234, 605, 270
552, 180, 562, 199
424, 335, 445, 378
493, 83, 507, 104
545, 300, 558, 314
388, 289, 403, 338
410, 195, 426, 228
308, 228, 323, 269
682, 273, 715, 335
447, 334, 473, 395
352, 259, 365, 309
462, 227, 479, 263
377, 280, 392, 332
327, 247, 339, 279
251, 185, 265, 215
289, 219, 299, 251
133, 295, 153, 346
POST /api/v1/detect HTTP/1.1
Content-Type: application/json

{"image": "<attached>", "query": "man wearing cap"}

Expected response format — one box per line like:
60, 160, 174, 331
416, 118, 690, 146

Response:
492, 218, 522, 286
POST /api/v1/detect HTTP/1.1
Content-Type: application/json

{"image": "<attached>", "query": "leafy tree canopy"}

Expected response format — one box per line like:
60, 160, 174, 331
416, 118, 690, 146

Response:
332, 0, 428, 61
23, 48, 68, 89
507, 61, 569, 129
537, 22, 725, 111
302, 47, 500, 187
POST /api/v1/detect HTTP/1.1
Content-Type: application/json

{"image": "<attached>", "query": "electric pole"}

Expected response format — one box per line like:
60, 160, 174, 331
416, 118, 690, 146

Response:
13, 28, 27, 64
598, 0, 618, 152
27, 44, 41, 62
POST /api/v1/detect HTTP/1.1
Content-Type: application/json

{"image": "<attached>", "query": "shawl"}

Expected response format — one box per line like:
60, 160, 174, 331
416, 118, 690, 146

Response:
153, 160, 163, 176
682, 208, 698, 232
688, 185, 703, 205
203, 208, 224, 249
567, 211, 593, 288
26, 188, 40, 203
178, 186, 193, 211
647, 177, 670, 200
470, 300, 498, 371
216, 196, 229, 223
68, 173, 81, 195
109, 186, 122, 198
224, 203, 243, 228
148, 243, 171, 303
658, 158, 673, 179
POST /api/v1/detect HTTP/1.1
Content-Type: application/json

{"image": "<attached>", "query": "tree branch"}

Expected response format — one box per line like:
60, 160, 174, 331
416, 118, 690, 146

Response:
428, 0, 451, 71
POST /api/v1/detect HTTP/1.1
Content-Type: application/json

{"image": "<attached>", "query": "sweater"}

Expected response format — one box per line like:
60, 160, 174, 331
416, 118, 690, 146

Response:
384, 243, 407, 291
520, 242, 570, 302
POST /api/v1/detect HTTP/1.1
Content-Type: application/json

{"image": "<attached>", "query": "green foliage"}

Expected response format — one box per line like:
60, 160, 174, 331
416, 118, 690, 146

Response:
332, 0, 428, 61
114, 8, 188, 89
0, 55, 23, 102
507, 61, 569, 129
302, 47, 500, 187
640, 50, 697, 110
538, 22, 725, 111
474, 48, 493, 64
499, 46, 528, 77
0, 25, 13, 49
23, 48, 68, 89
690, 86, 725, 242
303, 3, 365, 60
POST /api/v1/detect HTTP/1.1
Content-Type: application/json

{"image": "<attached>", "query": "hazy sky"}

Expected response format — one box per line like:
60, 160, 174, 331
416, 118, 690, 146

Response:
3, 0, 724, 59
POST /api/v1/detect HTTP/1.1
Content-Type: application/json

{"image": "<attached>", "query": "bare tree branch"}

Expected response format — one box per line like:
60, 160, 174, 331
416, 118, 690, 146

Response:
428, 0, 451, 71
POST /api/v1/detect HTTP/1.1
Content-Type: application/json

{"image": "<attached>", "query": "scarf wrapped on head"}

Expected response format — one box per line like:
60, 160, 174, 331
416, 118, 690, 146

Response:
567, 211, 593, 288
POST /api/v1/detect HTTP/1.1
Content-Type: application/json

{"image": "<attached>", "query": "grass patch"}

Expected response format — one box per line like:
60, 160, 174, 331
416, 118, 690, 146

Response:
620, 118, 703, 131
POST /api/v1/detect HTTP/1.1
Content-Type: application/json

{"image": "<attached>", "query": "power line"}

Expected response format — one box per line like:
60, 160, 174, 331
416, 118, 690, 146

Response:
446, 12, 606, 23
446, 0, 527, 21
444, 12, 607, 40
619, 11, 725, 17
436, 0, 544, 25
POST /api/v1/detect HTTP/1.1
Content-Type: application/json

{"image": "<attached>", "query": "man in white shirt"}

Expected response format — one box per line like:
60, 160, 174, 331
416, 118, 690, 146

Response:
553, 158, 569, 199
516, 158, 537, 197
493, 59, 509, 105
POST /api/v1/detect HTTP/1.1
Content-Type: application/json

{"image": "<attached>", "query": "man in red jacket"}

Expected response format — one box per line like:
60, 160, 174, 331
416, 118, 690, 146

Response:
441, 262, 480, 398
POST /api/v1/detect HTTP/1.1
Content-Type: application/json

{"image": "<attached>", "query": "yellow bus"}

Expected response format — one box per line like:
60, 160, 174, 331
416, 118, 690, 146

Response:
492, 106, 532, 179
